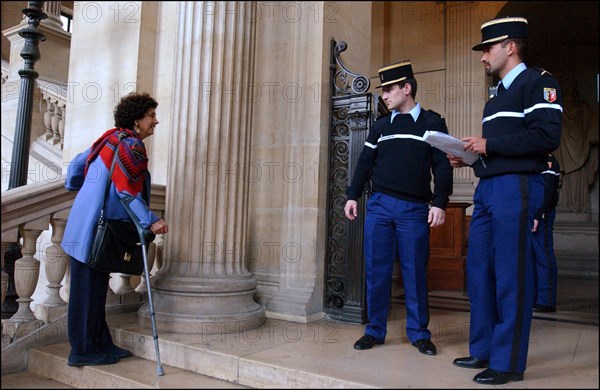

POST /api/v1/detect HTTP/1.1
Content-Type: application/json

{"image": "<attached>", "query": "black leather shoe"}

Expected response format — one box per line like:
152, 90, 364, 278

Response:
411, 338, 437, 355
473, 368, 524, 385
453, 356, 489, 369
102, 344, 133, 359
533, 304, 556, 313
67, 352, 119, 367
353, 334, 384, 350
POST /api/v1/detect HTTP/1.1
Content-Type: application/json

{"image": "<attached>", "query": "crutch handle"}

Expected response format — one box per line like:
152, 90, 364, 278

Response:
120, 195, 156, 244
143, 229, 156, 245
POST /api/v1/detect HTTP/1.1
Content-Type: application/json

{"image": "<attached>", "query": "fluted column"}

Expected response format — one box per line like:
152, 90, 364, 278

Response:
446, 2, 477, 202
141, 1, 265, 333
445, 2, 504, 203
41, 1, 63, 30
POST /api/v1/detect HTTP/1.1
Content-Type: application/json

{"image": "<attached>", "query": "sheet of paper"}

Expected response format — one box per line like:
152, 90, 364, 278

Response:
423, 131, 480, 165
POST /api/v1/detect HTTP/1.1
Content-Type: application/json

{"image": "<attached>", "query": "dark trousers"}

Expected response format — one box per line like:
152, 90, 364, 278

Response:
68, 257, 113, 355
533, 209, 557, 307
363, 192, 431, 343
466, 174, 543, 373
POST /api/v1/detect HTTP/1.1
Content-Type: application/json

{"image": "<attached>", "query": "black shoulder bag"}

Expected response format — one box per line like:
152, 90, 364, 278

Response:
88, 138, 148, 275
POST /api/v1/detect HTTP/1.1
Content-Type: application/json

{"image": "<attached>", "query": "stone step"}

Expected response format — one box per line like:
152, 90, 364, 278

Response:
25, 309, 378, 389
105, 312, 376, 388
1, 370, 75, 389
5, 304, 599, 389
27, 342, 247, 388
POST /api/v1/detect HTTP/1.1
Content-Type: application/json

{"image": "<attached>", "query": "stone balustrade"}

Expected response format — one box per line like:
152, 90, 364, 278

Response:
37, 78, 67, 150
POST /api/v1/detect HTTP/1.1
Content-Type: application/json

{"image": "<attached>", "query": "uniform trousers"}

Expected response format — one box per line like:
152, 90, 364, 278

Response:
363, 192, 431, 343
68, 257, 114, 358
532, 209, 557, 308
466, 174, 543, 373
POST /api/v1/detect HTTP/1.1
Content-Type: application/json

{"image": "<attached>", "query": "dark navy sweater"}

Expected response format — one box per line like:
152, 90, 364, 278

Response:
346, 108, 453, 209
475, 67, 563, 178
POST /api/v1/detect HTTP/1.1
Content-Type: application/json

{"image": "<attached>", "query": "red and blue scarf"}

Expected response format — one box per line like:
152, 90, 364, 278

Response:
85, 128, 148, 196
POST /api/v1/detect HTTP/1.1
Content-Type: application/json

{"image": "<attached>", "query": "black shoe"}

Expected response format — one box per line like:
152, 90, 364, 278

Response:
411, 338, 437, 355
533, 304, 556, 313
67, 352, 119, 367
473, 368, 524, 385
102, 344, 133, 359
353, 334, 384, 350
453, 356, 489, 369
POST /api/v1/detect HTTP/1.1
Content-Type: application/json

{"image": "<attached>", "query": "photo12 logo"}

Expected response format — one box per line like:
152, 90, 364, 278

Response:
202, 2, 340, 24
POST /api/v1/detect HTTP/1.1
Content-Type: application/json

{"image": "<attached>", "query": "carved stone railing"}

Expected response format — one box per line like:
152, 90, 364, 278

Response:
37, 78, 67, 150
2, 76, 67, 176
1, 178, 166, 342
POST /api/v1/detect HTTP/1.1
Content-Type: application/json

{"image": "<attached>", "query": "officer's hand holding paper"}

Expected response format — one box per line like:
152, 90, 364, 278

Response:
422, 131, 480, 165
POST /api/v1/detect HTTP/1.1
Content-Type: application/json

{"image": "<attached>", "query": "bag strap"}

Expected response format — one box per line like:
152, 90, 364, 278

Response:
99, 132, 129, 219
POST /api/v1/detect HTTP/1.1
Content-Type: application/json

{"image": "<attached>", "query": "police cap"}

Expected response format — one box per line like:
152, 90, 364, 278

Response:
472, 17, 528, 51
376, 61, 414, 88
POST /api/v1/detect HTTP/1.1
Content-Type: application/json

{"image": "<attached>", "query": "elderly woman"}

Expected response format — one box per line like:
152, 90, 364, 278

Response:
61, 92, 168, 367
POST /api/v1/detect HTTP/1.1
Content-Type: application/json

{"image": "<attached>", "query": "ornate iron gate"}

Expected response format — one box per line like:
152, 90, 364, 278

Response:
324, 40, 388, 323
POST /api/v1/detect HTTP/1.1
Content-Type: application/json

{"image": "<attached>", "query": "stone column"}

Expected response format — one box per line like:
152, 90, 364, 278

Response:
445, 3, 477, 203
140, 1, 265, 334
444, 2, 503, 204
261, 10, 327, 322
41, 1, 63, 30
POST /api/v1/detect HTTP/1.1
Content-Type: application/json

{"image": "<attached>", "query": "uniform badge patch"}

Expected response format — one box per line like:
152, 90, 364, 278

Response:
543, 88, 557, 103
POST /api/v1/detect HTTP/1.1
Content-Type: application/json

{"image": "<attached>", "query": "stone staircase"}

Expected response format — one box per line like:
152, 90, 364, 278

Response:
3, 300, 599, 389
3, 311, 375, 389
24, 343, 246, 388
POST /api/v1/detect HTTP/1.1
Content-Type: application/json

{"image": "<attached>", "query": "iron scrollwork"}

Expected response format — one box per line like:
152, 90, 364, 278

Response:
332, 41, 370, 96
325, 39, 377, 323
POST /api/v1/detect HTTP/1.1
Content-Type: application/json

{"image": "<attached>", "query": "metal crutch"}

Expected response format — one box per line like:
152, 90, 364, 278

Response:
120, 195, 165, 376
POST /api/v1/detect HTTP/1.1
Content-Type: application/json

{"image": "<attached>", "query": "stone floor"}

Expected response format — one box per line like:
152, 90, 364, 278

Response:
1, 276, 598, 389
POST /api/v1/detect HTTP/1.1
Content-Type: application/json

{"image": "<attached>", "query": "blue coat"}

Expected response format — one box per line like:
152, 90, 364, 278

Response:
61, 146, 160, 264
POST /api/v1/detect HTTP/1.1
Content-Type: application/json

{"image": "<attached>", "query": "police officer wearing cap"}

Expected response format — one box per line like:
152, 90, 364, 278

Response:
448, 17, 562, 385
344, 61, 453, 355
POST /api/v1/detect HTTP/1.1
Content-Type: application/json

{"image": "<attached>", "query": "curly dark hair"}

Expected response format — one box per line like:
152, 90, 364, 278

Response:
113, 92, 158, 129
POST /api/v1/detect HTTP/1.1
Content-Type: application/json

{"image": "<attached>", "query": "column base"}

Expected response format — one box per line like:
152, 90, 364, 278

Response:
449, 179, 476, 204
138, 278, 265, 334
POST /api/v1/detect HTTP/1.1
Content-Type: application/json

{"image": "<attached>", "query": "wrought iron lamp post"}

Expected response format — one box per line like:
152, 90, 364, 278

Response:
8, 1, 47, 189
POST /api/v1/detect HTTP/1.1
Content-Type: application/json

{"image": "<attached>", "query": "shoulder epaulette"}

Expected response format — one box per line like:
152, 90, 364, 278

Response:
532, 66, 553, 77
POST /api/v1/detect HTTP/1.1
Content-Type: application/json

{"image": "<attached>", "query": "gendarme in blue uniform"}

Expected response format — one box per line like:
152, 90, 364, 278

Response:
466, 62, 562, 373
347, 103, 453, 344
533, 154, 561, 309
